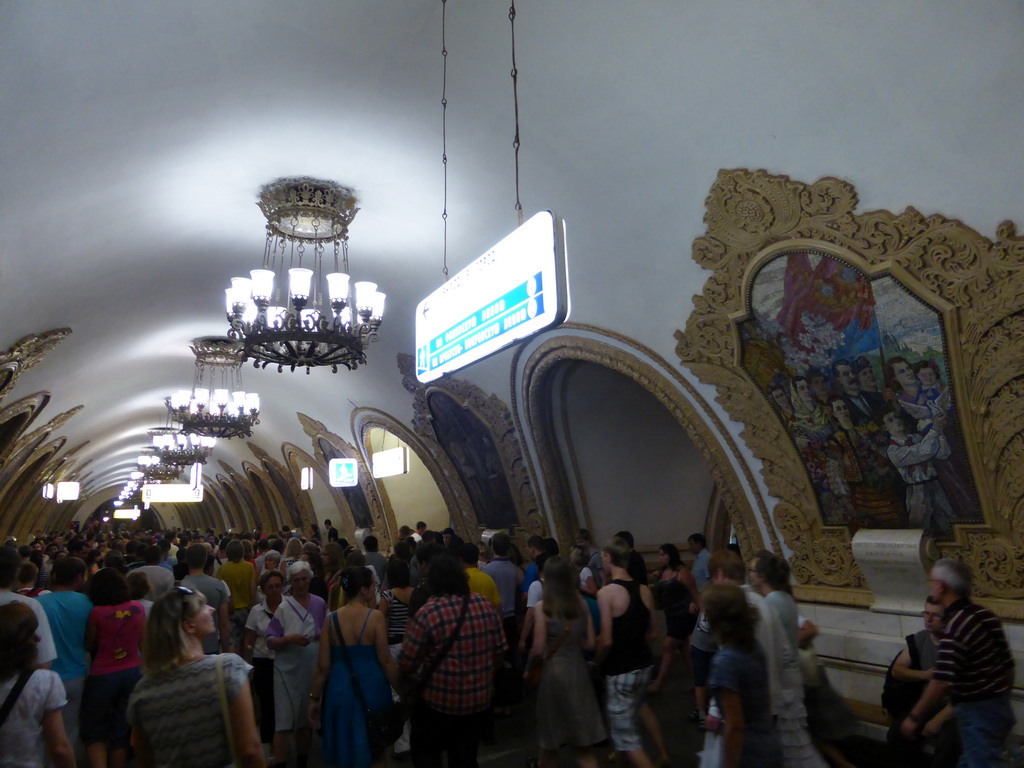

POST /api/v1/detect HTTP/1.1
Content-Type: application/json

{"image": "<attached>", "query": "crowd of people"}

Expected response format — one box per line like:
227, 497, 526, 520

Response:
0, 522, 1017, 768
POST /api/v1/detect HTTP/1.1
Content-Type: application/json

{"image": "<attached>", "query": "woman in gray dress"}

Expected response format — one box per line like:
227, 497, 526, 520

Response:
527, 555, 606, 768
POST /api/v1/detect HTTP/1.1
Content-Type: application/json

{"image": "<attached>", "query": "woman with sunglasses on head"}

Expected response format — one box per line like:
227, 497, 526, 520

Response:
126, 586, 265, 768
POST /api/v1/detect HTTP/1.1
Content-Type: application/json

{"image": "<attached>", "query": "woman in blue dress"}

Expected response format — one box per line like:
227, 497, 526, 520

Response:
309, 566, 400, 768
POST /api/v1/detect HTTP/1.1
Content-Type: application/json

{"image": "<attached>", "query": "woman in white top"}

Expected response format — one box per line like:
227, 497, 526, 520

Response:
0, 602, 74, 768
244, 569, 284, 746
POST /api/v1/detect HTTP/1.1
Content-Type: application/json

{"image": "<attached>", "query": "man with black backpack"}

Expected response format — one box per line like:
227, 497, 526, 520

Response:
884, 596, 960, 767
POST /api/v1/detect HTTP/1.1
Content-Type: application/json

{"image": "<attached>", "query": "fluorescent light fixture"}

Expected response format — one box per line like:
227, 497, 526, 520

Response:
42, 483, 55, 499
328, 458, 358, 488
142, 484, 204, 502
56, 482, 80, 502
414, 210, 569, 382
113, 508, 141, 520
372, 446, 410, 478
300, 467, 314, 490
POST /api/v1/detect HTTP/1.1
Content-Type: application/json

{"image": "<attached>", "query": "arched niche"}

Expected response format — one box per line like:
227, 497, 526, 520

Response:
298, 413, 394, 545
6, 439, 65, 541
513, 327, 773, 560
0, 392, 50, 464
246, 444, 310, 533
214, 473, 251, 532
282, 443, 347, 540
243, 461, 290, 532
548, 360, 719, 552
397, 354, 545, 543
353, 409, 451, 537
426, 392, 519, 531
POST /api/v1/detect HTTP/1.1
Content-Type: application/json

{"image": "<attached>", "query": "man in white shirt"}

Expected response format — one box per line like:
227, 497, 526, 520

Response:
136, 544, 174, 600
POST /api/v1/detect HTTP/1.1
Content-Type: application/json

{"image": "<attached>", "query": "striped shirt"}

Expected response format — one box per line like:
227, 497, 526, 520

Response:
933, 598, 1014, 702
382, 589, 411, 644
399, 592, 506, 715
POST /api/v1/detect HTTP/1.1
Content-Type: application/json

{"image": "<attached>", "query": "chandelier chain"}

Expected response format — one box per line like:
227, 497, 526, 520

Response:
509, 0, 523, 227
441, 0, 449, 280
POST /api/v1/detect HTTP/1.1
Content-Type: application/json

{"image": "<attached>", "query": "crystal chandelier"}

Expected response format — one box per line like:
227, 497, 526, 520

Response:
225, 177, 386, 373
148, 427, 216, 467
166, 337, 260, 439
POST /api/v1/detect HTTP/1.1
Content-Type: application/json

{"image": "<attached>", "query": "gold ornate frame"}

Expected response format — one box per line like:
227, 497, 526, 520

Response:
397, 353, 545, 541
674, 169, 1024, 615
0, 329, 71, 404
513, 325, 776, 559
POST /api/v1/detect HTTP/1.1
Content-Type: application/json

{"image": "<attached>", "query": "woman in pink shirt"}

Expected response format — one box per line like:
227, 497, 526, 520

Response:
82, 567, 146, 768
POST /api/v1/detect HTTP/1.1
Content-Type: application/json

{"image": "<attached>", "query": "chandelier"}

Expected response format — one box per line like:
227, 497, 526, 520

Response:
148, 427, 216, 467
225, 177, 386, 373
166, 337, 260, 439
136, 453, 182, 483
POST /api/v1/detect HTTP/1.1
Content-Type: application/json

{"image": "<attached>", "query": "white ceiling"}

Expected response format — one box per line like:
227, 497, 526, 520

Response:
2, 1, 1022, 508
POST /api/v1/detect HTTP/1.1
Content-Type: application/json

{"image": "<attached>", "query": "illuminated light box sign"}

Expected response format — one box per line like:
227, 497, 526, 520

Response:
328, 458, 359, 487
114, 508, 141, 520
372, 446, 410, 479
142, 484, 204, 503
415, 210, 569, 382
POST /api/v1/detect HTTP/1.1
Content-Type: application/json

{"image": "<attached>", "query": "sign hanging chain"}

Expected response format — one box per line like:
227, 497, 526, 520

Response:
441, 0, 450, 280
509, 1, 523, 227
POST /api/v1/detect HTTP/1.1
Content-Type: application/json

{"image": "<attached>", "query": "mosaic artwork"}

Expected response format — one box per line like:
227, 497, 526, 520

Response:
740, 250, 981, 537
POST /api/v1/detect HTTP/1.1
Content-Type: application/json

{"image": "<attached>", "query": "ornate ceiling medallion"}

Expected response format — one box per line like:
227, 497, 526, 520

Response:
226, 177, 385, 373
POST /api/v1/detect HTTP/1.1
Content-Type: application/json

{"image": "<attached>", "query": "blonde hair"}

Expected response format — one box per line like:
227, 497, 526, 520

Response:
142, 588, 207, 676
284, 538, 304, 560
601, 537, 630, 569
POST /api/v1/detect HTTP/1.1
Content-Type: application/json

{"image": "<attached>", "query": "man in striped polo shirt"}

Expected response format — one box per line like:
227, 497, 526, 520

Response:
900, 558, 1016, 766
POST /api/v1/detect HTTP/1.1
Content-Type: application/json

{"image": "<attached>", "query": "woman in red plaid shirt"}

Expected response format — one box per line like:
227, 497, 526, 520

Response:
398, 553, 507, 768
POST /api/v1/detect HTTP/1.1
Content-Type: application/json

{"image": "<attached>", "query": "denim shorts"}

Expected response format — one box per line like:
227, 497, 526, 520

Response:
691, 646, 715, 687
80, 666, 142, 748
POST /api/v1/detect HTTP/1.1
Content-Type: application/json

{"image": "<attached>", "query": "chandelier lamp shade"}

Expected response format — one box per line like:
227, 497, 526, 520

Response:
136, 452, 182, 483
148, 427, 216, 467
166, 336, 260, 439
225, 177, 385, 373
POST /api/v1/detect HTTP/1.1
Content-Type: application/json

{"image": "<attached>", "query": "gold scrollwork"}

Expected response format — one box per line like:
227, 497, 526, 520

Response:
674, 169, 1024, 610
0, 329, 72, 405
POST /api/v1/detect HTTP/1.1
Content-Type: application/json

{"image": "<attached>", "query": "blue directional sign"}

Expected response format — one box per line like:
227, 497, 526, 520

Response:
415, 211, 569, 382
328, 458, 359, 488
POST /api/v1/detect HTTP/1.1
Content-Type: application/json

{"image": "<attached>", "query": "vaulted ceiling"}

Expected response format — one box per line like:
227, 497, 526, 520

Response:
2, 1, 1021, 524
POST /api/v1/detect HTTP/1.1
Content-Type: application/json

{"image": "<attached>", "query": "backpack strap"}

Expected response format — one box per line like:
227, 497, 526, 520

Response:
0, 670, 33, 730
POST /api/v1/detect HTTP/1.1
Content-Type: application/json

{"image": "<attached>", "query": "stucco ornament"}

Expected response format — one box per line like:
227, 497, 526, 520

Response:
675, 169, 1024, 615
0, 329, 71, 404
